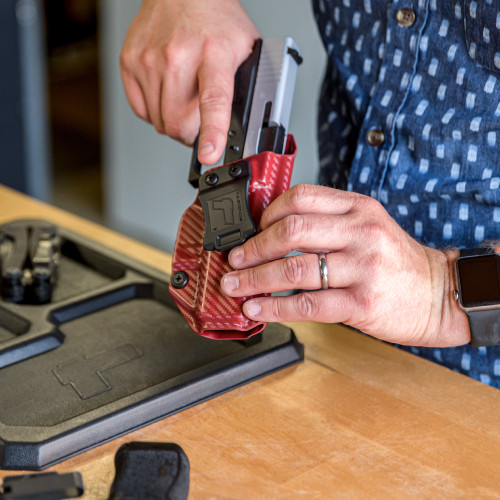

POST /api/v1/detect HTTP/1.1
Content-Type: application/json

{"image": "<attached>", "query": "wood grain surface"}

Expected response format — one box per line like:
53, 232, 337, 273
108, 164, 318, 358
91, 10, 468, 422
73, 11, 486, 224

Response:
0, 185, 499, 499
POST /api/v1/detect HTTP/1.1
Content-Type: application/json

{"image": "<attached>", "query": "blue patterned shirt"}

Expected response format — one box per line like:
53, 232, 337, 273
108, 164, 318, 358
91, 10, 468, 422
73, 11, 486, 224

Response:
312, 0, 500, 387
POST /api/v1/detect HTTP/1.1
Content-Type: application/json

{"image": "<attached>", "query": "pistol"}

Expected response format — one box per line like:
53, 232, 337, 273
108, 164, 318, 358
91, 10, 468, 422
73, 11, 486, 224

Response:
170, 38, 301, 339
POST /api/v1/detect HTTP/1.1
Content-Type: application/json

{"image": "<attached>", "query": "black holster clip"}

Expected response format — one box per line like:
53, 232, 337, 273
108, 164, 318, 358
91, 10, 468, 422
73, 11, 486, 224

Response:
198, 161, 256, 252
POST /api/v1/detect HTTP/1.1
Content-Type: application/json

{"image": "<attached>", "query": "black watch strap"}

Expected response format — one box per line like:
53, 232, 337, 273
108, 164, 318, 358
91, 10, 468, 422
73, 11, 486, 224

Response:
460, 247, 494, 257
459, 248, 500, 347
466, 309, 500, 346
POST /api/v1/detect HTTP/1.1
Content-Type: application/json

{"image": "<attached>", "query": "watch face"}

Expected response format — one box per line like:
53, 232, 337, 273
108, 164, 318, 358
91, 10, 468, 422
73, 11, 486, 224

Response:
457, 254, 500, 308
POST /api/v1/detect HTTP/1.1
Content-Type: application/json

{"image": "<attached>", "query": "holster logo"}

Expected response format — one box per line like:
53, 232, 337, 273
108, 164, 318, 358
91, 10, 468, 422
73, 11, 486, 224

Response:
208, 190, 244, 230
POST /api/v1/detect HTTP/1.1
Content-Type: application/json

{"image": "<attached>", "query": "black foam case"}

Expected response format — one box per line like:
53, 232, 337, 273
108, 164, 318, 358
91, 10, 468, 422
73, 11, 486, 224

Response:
0, 220, 303, 470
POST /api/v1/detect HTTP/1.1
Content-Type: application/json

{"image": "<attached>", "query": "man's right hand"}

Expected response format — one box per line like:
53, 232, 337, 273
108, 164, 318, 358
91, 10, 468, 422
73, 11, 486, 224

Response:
120, 0, 260, 165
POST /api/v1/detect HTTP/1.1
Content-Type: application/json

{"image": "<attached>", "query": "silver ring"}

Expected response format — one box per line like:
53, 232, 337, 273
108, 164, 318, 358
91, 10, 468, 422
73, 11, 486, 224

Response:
318, 254, 328, 290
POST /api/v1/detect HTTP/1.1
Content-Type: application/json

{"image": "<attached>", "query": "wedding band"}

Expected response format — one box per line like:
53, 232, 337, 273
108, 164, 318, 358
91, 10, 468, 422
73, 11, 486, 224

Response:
319, 253, 328, 290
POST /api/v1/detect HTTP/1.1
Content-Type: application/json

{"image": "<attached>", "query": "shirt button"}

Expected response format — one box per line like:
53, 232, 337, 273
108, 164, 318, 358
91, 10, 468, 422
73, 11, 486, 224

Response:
396, 8, 416, 27
366, 129, 385, 147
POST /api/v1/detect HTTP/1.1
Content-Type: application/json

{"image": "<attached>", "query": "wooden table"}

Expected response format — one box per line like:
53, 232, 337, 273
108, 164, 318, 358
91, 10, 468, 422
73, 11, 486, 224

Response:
0, 184, 499, 499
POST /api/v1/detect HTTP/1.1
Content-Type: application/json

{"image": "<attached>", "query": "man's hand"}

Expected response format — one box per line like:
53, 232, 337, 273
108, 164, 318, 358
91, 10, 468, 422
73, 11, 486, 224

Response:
120, 0, 259, 165
221, 184, 470, 347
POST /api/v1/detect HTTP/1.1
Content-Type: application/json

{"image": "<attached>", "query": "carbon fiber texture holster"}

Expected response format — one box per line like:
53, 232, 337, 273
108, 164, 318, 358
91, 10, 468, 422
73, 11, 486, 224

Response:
169, 135, 297, 340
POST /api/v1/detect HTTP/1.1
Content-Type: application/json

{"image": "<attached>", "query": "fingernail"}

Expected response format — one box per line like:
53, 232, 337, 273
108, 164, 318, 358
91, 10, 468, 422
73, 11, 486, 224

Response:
222, 273, 239, 293
199, 141, 215, 156
244, 300, 261, 319
229, 247, 244, 267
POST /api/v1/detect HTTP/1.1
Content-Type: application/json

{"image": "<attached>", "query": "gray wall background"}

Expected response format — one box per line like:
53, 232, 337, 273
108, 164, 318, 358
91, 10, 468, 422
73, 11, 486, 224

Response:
100, 0, 325, 253
0, 0, 51, 201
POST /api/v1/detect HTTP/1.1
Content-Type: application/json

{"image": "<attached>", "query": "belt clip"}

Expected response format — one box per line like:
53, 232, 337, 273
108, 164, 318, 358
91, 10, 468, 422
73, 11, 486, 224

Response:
198, 161, 256, 252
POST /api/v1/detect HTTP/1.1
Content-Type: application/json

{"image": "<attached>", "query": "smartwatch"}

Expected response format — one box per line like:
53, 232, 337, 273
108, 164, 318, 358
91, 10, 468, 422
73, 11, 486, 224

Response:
455, 248, 500, 346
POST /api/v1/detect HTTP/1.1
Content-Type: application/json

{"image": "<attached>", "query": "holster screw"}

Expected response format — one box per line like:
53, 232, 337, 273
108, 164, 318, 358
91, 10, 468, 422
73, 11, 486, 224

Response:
205, 173, 219, 186
171, 271, 189, 289
229, 165, 243, 177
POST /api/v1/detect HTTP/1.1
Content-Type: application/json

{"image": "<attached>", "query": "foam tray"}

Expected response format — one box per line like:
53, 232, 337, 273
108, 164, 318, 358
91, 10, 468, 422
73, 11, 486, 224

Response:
0, 220, 303, 470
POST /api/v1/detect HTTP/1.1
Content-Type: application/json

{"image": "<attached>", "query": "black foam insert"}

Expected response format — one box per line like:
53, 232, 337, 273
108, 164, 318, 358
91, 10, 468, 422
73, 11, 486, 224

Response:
0, 220, 303, 470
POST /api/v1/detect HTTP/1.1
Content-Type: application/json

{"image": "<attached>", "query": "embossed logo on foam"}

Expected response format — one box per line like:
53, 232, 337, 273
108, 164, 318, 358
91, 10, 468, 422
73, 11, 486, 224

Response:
53, 344, 143, 399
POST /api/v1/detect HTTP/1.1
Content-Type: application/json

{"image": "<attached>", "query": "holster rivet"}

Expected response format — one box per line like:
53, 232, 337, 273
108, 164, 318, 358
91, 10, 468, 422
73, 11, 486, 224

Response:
171, 271, 189, 289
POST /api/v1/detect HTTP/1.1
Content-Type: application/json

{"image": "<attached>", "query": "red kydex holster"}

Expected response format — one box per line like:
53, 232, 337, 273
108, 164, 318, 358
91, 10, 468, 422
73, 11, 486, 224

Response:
169, 136, 297, 339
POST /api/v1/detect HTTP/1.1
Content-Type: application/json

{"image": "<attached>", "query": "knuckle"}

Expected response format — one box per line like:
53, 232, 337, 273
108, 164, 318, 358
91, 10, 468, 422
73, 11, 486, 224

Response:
248, 235, 266, 261
162, 44, 177, 65
153, 123, 166, 135
287, 184, 310, 210
271, 298, 285, 320
364, 249, 385, 273
163, 43, 187, 72
132, 107, 148, 122
202, 37, 232, 62
281, 214, 306, 244
245, 268, 260, 290
199, 86, 231, 110
163, 118, 183, 140
139, 48, 159, 72
153, 121, 165, 134
294, 292, 319, 319
364, 219, 386, 240
356, 193, 384, 215
119, 49, 133, 72
281, 257, 307, 285
350, 207, 387, 243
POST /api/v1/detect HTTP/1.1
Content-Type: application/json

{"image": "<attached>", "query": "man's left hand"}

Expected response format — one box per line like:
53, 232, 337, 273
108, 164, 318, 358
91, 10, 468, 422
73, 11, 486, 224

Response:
220, 184, 470, 347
